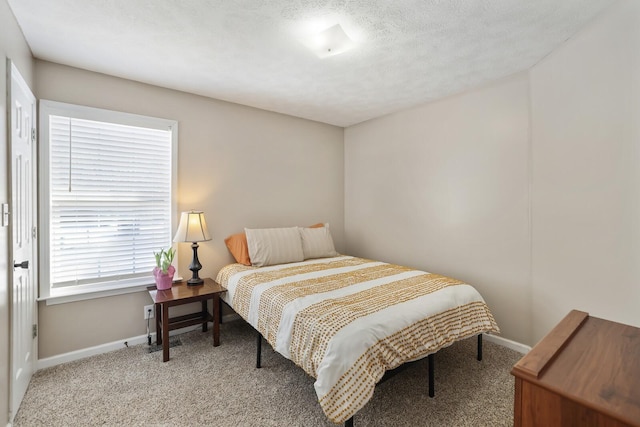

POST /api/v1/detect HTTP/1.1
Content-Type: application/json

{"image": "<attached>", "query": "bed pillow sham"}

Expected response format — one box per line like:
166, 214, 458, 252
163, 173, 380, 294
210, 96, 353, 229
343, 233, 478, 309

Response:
224, 232, 252, 266
225, 223, 324, 266
300, 223, 338, 259
245, 226, 305, 267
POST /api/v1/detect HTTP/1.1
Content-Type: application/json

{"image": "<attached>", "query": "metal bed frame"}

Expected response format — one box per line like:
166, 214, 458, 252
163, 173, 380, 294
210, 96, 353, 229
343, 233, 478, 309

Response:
223, 298, 484, 427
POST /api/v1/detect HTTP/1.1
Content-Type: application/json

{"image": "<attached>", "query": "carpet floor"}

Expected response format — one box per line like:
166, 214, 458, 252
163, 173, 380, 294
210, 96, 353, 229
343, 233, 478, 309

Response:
14, 320, 522, 426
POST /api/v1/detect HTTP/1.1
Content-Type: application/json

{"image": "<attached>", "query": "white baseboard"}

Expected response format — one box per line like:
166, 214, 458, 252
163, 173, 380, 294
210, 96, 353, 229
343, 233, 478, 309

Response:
483, 333, 531, 354
223, 313, 241, 322
36, 315, 525, 371
36, 314, 240, 370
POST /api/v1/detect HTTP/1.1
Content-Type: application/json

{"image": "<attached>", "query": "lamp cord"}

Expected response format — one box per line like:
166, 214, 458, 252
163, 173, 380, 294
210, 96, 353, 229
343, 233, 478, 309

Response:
147, 315, 151, 345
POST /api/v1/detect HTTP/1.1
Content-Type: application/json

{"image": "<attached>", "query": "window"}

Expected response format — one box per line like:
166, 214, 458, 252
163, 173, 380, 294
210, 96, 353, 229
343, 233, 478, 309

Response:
39, 101, 178, 303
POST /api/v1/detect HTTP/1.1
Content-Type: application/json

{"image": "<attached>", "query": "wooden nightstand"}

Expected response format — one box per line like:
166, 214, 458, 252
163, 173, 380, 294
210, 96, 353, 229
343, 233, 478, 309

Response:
148, 278, 226, 362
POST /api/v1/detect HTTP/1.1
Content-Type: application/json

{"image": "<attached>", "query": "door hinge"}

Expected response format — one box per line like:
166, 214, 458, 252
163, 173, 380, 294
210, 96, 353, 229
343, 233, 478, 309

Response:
31, 128, 36, 142
32, 324, 37, 339
32, 226, 37, 239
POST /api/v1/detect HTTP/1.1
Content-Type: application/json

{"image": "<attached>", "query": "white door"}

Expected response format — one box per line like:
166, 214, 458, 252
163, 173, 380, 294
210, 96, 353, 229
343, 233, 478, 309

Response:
9, 60, 37, 422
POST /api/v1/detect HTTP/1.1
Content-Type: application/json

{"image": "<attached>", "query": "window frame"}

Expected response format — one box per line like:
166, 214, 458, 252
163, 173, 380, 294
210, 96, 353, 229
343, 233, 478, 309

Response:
39, 100, 179, 305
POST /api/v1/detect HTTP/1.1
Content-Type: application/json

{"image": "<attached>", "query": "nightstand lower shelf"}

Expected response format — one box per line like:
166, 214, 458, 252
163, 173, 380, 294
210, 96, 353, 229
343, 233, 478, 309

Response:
157, 301, 213, 338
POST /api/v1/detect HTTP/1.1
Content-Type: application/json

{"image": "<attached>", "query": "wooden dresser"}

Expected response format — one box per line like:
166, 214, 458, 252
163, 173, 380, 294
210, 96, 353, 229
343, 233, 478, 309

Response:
511, 310, 640, 427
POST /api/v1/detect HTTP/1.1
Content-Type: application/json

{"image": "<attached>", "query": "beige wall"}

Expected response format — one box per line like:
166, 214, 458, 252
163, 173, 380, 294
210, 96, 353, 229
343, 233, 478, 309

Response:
345, 0, 640, 347
345, 73, 532, 344
34, 61, 344, 358
1, 0, 34, 423
530, 0, 640, 342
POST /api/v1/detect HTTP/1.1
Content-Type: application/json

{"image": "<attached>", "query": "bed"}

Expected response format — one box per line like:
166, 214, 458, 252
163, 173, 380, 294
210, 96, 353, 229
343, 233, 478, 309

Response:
216, 249, 499, 425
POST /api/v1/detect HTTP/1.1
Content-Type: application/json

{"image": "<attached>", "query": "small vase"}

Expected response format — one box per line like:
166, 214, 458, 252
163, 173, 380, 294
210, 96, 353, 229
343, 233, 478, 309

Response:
153, 265, 175, 290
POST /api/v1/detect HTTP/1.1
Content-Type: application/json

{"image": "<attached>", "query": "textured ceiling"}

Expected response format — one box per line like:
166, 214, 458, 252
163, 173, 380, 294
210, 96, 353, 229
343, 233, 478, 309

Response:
8, 0, 615, 127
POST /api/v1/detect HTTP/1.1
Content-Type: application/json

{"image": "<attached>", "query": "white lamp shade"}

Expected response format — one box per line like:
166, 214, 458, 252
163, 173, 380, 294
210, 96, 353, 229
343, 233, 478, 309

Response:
173, 211, 212, 243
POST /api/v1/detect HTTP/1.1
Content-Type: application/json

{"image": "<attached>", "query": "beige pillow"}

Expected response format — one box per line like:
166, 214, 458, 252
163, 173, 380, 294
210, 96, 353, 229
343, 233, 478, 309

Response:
300, 224, 338, 260
245, 227, 304, 267
223, 223, 325, 266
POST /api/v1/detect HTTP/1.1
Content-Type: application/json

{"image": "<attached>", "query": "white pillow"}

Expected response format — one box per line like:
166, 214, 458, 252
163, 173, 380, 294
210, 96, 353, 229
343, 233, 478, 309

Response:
245, 227, 304, 267
300, 224, 338, 260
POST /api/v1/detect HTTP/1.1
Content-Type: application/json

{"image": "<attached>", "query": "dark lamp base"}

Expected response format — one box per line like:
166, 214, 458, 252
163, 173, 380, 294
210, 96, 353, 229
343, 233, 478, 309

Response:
187, 241, 204, 286
187, 277, 204, 286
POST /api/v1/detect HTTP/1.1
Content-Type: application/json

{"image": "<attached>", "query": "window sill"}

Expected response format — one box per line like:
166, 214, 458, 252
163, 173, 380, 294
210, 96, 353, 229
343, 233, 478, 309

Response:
39, 276, 184, 305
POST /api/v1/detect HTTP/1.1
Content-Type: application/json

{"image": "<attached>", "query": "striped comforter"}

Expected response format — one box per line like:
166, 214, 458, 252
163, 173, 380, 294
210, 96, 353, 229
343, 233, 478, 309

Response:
216, 256, 499, 423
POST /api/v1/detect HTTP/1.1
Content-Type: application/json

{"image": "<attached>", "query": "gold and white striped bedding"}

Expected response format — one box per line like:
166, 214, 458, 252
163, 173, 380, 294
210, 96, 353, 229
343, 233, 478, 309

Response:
216, 256, 499, 424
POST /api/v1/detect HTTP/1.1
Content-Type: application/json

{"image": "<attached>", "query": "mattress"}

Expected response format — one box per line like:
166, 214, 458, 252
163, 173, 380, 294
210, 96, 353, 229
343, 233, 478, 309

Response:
216, 255, 499, 423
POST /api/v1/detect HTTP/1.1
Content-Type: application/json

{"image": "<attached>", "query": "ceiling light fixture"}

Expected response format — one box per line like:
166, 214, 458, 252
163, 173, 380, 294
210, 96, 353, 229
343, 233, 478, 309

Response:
301, 23, 355, 59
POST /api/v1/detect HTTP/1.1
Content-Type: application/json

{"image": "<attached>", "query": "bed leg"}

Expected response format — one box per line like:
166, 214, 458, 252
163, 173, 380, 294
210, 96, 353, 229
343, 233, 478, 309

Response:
345, 417, 354, 427
428, 353, 434, 398
256, 331, 262, 369
477, 334, 483, 361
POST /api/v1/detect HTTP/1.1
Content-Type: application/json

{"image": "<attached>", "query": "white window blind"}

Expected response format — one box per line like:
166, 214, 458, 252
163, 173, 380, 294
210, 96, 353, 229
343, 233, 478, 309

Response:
40, 101, 177, 300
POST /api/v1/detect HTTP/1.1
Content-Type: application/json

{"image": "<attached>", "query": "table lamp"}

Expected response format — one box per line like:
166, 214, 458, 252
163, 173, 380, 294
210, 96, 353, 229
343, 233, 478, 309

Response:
173, 211, 211, 285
